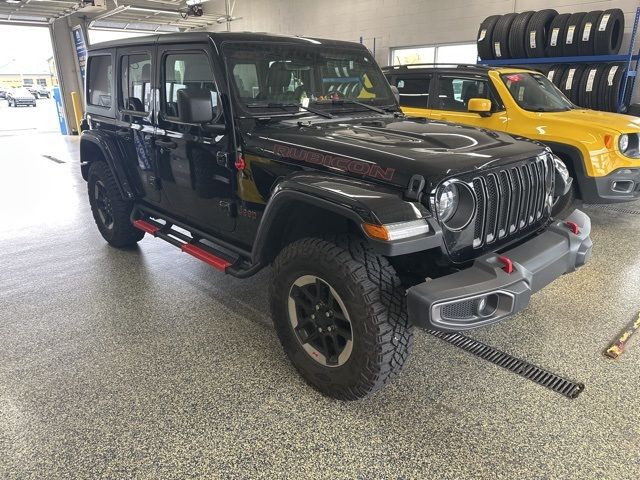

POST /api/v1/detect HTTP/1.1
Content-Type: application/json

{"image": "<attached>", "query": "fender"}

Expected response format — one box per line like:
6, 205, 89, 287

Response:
250, 173, 443, 263
541, 141, 598, 203
80, 130, 138, 200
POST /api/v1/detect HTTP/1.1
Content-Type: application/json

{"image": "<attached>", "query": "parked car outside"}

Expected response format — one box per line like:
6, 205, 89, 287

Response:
7, 88, 37, 107
0, 87, 7, 99
23, 85, 39, 98
36, 86, 51, 98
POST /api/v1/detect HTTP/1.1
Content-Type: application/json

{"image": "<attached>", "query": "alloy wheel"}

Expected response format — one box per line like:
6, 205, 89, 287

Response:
94, 180, 114, 230
287, 275, 353, 367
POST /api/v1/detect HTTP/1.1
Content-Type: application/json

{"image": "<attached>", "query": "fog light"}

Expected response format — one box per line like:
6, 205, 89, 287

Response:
612, 180, 635, 194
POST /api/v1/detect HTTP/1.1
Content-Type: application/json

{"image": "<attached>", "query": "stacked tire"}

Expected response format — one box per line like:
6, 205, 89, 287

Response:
477, 8, 625, 60
544, 62, 632, 112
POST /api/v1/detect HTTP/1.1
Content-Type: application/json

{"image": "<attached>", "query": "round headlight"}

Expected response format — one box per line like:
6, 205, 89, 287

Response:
436, 181, 476, 231
619, 134, 629, 153
436, 183, 459, 223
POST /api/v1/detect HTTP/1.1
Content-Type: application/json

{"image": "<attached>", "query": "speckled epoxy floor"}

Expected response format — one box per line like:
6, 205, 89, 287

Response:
1, 132, 640, 480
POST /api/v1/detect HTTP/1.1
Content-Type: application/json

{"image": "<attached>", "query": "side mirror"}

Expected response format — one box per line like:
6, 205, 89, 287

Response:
390, 85, 400, 104
177, 88, 215, 124
467, 98, 492, 117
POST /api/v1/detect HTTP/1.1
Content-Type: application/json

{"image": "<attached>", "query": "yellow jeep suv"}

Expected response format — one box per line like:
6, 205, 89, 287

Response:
383, 64, 640, 215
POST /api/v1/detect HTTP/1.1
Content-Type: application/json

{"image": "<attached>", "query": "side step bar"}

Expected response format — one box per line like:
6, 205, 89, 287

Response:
131, 210, 263, 278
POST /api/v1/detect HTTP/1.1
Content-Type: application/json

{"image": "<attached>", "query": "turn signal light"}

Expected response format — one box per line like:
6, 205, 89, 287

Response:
604, 134, 614, 149
363, 220, 429, 241
363, 223, 390, 241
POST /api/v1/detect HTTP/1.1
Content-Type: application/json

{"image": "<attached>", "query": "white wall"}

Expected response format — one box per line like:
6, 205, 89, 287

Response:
207, 0, 638, 65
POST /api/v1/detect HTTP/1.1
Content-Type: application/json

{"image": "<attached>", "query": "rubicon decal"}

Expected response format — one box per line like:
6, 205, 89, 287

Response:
273, 144, 395, 181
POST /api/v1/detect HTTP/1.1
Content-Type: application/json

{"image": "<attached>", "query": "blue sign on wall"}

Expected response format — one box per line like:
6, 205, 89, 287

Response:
52, 86, 68, 135
72, 25, 87, 83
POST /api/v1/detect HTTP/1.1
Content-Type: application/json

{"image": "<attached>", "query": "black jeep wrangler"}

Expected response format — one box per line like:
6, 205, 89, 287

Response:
81, 32, 592, 400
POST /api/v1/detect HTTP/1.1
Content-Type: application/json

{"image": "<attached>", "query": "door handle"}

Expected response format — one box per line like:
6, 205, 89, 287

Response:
155, 139, 177, 150
116, 129, 130, 138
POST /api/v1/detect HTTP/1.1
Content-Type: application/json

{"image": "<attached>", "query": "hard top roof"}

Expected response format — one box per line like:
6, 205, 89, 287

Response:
88, 31, 364, 52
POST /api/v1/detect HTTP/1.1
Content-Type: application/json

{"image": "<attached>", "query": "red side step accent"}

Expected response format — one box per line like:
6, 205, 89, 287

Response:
133, 219, 160, 235
181, 243, 231, 272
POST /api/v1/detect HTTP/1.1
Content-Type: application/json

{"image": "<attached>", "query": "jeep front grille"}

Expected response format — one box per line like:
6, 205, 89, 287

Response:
469, 156, 553, 250
438, 155, 554, 263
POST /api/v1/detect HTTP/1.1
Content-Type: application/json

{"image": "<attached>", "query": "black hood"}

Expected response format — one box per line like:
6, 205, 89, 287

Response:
244, 115, 547, 191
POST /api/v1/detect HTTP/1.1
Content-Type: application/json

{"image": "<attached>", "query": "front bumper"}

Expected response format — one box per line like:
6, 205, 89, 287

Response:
581, 167, 640, 203
407, 209, 592, 331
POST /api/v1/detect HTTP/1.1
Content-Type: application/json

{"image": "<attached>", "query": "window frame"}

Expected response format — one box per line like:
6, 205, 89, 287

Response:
86, 53, 115, 113
118, 49, 153, 117
432, 73, 504, 113
159, 47, 222, 125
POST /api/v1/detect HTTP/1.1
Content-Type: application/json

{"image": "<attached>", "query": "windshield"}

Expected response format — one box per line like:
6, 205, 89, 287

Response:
500, 72, 574, 112
224, 42, 395, 115
13, 88, 32, 96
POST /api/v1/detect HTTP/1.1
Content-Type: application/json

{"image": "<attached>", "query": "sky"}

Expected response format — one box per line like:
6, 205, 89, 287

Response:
0, 25, 53, 73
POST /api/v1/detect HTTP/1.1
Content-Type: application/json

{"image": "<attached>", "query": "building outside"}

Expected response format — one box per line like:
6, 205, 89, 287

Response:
0, 59, 57, 89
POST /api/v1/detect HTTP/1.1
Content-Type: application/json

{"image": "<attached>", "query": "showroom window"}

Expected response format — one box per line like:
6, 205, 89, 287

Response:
163, 52, 219, 118
395, 75, 431, 108
434, 76, 493, 111
121, 53, 151, 113
391, 46, 435, 66
87, 55, 112, 108
391, 43, 478, 66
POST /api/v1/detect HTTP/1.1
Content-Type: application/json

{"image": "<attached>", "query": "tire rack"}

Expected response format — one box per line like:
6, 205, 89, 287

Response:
478, 6, 640, 113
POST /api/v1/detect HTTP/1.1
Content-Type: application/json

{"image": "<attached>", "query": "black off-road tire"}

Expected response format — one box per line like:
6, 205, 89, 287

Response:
87, 162, 145, 248
270, 235, 414, 400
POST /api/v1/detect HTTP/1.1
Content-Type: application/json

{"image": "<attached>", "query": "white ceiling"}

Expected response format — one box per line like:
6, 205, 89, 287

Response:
0, 0, 233, 31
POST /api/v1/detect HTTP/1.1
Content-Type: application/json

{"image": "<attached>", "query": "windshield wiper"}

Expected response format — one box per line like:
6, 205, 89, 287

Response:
246, 102, 333, 119
317, 98, 388, 115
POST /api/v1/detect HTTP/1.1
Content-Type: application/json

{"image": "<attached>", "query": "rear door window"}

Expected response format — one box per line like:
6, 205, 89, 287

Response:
87, 55, 112, 108
120, 53, 152, 113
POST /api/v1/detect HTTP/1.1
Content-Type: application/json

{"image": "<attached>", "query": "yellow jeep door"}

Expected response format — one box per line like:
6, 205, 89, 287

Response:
430, 74, 508, 132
